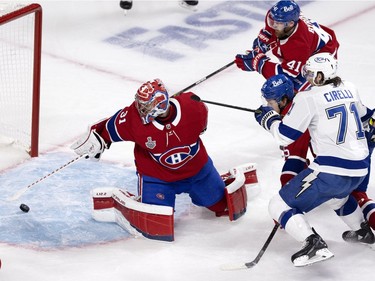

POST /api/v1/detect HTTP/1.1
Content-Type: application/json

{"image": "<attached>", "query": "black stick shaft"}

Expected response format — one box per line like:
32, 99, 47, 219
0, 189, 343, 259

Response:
201, 99, 258, 113
173, 61, 235, 96
245, 223, 279, 268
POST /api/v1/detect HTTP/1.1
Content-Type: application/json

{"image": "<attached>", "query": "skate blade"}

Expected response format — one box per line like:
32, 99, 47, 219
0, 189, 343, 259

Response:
293, 249, 334, 267
179, 1, 198, 11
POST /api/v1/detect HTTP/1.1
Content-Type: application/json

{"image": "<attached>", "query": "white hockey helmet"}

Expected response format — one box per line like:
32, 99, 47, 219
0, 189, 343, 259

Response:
303, 53, 338, 85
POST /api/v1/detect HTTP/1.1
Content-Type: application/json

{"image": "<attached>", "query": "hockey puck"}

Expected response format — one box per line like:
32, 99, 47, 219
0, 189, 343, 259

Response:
20, 203, 30, 213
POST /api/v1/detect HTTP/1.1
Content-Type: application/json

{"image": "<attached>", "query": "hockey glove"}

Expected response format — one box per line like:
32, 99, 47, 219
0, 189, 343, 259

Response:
235, 50, 269, 74
252, 28, 272, 53
70, 130, 107, 161
254, 105, 281, 131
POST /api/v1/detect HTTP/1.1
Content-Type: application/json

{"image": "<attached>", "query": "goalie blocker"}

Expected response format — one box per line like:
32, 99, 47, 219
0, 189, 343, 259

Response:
91, 163, 258, 241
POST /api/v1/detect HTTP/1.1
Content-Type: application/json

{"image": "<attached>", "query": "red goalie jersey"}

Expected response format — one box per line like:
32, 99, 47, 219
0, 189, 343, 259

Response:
92, 92, 209, 182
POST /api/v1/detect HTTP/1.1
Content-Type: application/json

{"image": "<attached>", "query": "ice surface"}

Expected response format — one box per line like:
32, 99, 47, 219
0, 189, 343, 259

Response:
1, 1, 374, 280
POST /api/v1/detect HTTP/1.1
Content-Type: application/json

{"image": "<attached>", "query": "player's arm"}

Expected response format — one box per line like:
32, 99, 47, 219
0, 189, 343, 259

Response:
199, 99, 208, 134
235, 45, 309, 81
70, 124, 109, 161
189, 92, 209, 134
252, 10, 277, 52
254, 94, 312, 146
70, 106, 132, 160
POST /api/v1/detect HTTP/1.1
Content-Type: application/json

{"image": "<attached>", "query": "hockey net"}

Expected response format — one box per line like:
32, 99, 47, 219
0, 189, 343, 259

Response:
0, 3, 42, 157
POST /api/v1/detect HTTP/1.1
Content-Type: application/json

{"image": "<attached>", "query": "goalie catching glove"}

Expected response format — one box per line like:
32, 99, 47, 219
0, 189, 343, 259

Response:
70, 129, 108, 160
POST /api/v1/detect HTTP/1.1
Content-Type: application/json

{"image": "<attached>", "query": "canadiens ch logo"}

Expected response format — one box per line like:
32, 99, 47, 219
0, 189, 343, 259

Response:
150, 141, 200, 169
145, 136, 156, 149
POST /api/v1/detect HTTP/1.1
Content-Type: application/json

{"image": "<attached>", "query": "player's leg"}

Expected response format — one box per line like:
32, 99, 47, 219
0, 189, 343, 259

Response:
92, 187, 175, 241
190, 158, 248, 221
269, 169, 342, 266
352, 189, 375, 231
327, 195, 375, 244
188, 157, 226, 214
269, 192, 333, 267
351, 150, 375, 231
91, 172, 177, 241
221, 162, 258, 187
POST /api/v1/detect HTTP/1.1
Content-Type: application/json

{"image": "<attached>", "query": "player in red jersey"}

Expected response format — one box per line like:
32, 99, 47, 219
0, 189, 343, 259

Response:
235, 0, 339, 91
71, 79, 252, 241
235, 1, 336, 185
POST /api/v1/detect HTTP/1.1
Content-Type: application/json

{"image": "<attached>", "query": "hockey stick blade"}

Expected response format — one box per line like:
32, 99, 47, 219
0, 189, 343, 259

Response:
220, 223, 279, 271
8, 187, 29, 202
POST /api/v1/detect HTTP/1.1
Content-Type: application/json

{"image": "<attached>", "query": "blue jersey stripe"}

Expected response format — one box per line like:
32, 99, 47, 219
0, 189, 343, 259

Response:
314, 155, 369, 170
106, 110, 123, 142
279, 123, 303, 141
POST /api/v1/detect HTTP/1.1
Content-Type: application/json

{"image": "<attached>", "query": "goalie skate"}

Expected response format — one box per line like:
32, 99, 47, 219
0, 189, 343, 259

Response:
342, 221, 375, 245
119, 0, 132, 10
119, 0, 132, 15
292, 230, 334, 267
179, 1, 198, 11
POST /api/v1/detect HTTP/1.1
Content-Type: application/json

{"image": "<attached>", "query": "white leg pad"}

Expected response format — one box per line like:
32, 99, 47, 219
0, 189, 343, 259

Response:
91, 187, 174, 241
91, 187, 116, 222
229, 162, 258, 186
225, 170, 247, 221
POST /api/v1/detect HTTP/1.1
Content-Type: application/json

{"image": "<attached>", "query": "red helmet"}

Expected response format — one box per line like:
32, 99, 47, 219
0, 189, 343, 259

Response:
135, 79, 169, 124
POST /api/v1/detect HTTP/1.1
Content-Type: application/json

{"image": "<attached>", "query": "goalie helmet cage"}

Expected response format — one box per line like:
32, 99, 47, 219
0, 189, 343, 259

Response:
0, 3, 42, 157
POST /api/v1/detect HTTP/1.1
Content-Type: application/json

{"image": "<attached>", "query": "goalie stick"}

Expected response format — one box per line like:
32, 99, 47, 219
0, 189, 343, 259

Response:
8, 154, 87, 201
220, 223, 279, 271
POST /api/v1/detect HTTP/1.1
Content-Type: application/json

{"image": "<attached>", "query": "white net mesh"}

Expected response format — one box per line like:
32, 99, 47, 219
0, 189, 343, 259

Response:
0, 3, 36, 153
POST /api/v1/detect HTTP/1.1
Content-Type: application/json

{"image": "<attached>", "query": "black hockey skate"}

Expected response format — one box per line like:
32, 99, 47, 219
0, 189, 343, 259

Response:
119, 1, 133, 10
291, 229, 334, 267
342, 221, 375, 244
179, 1, 199, 11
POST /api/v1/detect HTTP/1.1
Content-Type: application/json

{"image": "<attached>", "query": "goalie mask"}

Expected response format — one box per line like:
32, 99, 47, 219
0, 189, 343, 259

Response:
135, 79, 170, 124
261, 74, 294, 105
302, 53, 338, 86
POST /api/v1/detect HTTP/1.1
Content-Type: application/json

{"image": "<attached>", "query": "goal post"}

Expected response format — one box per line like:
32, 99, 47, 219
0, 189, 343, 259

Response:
0, 3, 42, 157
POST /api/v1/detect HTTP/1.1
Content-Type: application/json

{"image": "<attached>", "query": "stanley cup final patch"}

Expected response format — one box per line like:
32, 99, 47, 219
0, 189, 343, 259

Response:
145, 137, 156, 149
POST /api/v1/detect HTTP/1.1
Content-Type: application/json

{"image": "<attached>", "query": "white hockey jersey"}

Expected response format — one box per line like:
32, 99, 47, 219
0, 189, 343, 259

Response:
269, 80, 369, 177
